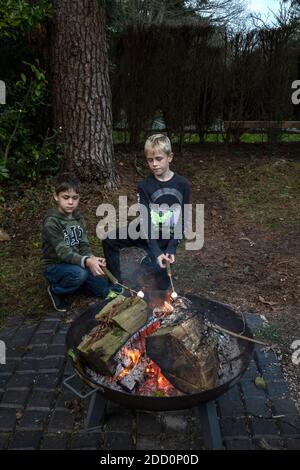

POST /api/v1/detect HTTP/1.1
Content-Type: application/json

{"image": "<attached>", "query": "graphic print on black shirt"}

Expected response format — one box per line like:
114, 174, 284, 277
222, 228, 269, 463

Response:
137, 173, 191, 258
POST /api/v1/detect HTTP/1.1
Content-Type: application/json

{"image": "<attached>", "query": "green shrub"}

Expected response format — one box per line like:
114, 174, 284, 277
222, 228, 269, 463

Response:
0, 61, 63, 182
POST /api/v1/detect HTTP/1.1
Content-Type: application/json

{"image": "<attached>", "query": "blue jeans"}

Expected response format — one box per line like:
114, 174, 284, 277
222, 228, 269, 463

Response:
44, 264, 116, 298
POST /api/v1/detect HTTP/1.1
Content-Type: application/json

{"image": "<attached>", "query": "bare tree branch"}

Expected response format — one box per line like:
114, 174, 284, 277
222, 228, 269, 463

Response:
108, 0, 247, 29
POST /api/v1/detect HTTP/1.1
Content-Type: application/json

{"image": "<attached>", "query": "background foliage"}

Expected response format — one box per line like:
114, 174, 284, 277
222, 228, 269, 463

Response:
0, 0, 299, 184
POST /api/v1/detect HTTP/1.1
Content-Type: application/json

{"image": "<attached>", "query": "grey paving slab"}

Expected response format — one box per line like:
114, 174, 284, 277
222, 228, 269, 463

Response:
0, 310, 299, 450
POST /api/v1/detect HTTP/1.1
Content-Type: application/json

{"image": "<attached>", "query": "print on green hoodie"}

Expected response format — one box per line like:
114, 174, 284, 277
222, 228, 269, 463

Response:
41, 208, 93, 269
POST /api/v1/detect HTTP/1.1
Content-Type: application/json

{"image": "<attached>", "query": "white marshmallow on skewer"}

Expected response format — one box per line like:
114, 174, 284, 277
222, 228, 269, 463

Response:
171, 292, 178, 300
137, 290, 145, 299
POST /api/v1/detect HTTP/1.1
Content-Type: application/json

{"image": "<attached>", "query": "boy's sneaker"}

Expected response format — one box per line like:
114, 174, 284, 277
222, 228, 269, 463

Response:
47, 285, 70, 312
112, 284, 125, 294
105, 286, 125, 300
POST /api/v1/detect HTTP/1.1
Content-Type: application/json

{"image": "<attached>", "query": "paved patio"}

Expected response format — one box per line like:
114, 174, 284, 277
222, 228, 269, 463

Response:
0, 310, 300, 450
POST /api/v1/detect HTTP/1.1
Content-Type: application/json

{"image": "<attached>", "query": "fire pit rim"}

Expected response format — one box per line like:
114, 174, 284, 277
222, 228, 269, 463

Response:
66, 292, 254, 410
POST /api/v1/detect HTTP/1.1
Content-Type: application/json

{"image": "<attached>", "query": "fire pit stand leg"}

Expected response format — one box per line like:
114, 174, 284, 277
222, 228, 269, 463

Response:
85, 392, 107, 431
196, 401, 224, 450
63, 373, 107, 432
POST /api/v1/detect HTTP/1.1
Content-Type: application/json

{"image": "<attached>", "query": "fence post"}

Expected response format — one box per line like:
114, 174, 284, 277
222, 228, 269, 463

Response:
0, 80, 6, 105
0, 340, 6, 365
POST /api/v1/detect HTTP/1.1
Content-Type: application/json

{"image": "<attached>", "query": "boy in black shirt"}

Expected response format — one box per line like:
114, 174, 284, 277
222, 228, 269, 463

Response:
102, 134, 190, 290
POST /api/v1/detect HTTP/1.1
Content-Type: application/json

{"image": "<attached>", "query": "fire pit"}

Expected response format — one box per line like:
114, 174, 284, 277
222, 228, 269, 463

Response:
65, 291, 254, 411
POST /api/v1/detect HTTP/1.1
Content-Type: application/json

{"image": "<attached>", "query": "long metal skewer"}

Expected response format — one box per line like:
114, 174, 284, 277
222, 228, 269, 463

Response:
102, 266, 139, 295
166, 261, 175, 293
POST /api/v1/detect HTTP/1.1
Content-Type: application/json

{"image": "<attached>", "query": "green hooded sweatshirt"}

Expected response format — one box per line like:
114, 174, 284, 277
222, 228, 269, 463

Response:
41, 207, 93, 269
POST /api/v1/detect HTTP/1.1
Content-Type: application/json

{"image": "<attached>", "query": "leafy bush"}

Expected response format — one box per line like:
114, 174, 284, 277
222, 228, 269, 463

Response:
0, 0, 51, 39
0, 0, 61, 184
0, 60, 63, 181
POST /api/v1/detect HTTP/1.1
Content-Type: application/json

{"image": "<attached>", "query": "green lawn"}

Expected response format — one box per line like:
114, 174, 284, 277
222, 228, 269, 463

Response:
113, 131, 300, 144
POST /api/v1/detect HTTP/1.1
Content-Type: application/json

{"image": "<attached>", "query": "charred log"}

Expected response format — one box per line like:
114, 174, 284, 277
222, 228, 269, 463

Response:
146, 314, 219, 394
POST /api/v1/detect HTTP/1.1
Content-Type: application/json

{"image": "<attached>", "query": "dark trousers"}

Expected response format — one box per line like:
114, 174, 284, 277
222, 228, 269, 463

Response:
44, 263, 116, 298
102, 227, 170, 290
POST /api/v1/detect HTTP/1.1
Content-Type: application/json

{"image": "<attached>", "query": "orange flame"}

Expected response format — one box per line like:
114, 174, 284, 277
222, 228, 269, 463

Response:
165, 291, 172, 302
163, 291, 175, 313
124, 347, 141, 364
163, 301, 174, 313
145, 360, 174, 392
118, 348, 141, 378
157, 371, 171, 389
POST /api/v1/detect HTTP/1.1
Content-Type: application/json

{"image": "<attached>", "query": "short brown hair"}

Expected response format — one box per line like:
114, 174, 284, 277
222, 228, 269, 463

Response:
54, 173, 81, 194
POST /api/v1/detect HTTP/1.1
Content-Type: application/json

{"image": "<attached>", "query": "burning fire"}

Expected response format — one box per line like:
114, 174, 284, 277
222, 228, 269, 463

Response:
125, 347, 141, 364
157, 370, 172, 389
145, 360, 174, 392
164, 291, 176, 312
118, 347, 141, 378
153, 300, 174, 318
114, 295, 177, 394
151, 292, 175, 318
163, 300, 174, 313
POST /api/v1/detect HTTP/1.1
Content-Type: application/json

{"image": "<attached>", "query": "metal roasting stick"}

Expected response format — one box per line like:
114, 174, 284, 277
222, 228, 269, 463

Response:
166, 261, 176, 294
209, 322, 271, 346
165, 263, 269, 346
101, 266, 118, 284
167, 261, 270, 347
102, 266, 139, 295
116, 282, 139, 296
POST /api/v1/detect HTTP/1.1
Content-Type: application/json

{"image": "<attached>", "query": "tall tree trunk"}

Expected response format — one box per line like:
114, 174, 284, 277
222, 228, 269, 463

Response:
51, 0, 118, 189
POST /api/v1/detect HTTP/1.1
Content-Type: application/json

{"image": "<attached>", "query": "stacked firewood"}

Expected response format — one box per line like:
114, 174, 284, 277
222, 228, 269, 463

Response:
77, 294, 223, 394
77, 295, 148, 375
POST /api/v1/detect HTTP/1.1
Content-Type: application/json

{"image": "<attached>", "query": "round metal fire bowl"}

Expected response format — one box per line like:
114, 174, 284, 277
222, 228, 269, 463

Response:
66, 292, 254, 411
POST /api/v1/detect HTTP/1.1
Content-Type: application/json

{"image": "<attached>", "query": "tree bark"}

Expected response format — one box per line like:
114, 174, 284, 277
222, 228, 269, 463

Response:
51, 0, 118, 189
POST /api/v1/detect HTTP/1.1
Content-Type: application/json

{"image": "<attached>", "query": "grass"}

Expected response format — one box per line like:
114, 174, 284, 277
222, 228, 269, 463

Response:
113, 131, 300, 145
194, 158, 300, 231
231, 162, 300, 230
255, 324, 282, 342
113, 130, 130, 144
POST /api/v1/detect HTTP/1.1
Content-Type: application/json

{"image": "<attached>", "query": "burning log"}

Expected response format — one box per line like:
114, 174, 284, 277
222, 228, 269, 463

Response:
80, 328, 130, 375
146, 314, 219, 394
112, 298, 149, 334
95, 295, 139, 320
77, 295, 149, 375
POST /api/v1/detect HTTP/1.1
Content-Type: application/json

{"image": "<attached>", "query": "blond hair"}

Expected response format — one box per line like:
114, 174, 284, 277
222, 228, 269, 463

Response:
144, 134, 172, 155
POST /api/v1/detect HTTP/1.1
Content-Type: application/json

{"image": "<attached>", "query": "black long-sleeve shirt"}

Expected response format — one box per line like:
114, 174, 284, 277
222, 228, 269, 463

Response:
137, 173, 191, 258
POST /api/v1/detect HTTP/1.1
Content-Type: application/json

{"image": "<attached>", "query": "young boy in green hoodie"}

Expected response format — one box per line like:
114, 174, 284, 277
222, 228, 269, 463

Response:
42, 173, 121, 312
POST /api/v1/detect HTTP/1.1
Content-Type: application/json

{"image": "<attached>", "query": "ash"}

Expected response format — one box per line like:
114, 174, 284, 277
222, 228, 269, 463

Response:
215, 331, 243, 384
159, 296, 198, 327
117, 356, 150, 392
86, 367, 123, 392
